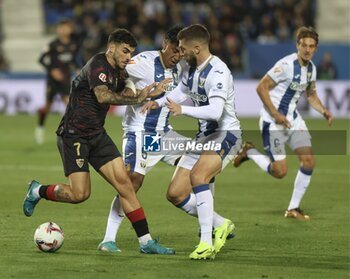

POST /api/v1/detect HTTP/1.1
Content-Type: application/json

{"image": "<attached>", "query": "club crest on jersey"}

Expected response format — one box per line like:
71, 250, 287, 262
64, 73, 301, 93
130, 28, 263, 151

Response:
307, 72, 312, 81
99, 73, 107, 82
199, 77, 206, 88
172, 72, 178, 84
216, 83, 223, 89
76, 159, 84, 168
140, 161, 146, 168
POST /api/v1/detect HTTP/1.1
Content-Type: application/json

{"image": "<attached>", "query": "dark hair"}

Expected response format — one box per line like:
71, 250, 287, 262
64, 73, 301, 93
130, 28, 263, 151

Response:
58, 19, 72, 26
296, 26, 319, 45
108, 28, 138, 47
165, 25, 184, 45
177, 24, 210, 44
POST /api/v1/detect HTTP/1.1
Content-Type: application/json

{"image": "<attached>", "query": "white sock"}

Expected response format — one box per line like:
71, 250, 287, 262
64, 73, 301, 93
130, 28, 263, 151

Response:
209, 180, 215, 196
177, 193, 197, 216
33, 185, 41, 198
102, 196, 125, 243
193, 184, 213, 246
288, 168, 312, 210
247, 148, 271, 173
178, 193, 225, 228
138, 233, 152, 246
213, 212, 225, 228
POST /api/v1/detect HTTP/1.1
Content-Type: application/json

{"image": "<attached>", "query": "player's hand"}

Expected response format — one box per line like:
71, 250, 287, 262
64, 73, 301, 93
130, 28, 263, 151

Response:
137, 82, 157, 103
148, 78, 172, 97
141, 101, 160, 113
51, 68, 64, 81
166, 97, 182, 116
272, 111, 291, 129
323, 109, 333, 126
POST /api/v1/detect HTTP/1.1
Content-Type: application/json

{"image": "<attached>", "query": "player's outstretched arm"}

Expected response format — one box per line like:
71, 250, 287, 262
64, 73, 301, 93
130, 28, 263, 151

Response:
306, 83, 333, 126
94, 83, 156, 105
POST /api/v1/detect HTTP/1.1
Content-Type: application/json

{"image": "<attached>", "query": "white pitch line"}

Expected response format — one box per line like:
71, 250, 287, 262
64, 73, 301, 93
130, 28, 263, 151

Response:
0, 164, 348, 175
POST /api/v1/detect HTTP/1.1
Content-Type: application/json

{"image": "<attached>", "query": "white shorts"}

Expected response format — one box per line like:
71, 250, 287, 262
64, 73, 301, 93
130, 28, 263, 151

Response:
178, 130, 242, 171
259, 115, 312, 161
122, 130, 188, 175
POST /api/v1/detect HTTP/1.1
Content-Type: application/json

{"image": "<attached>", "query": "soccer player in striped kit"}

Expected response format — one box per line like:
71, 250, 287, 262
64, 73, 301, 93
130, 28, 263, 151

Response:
143, 24, 241, 260
98, 26, 233, 254
234, 26, 333, 220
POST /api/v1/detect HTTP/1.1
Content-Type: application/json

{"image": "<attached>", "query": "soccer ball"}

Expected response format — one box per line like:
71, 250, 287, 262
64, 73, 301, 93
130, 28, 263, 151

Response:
34, 222, 64, 252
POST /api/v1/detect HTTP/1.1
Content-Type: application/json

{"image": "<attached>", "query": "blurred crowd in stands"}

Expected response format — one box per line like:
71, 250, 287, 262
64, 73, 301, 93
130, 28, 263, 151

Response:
42, 0, 316, 75
4, 0, 336, 77
0, 3, 10, 72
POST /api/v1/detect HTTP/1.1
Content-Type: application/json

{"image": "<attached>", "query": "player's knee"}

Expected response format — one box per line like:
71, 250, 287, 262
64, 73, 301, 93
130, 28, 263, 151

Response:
272, 165, 287, 179
129, 172, 144, 192
190, 170, 205, 186
166, 186, 179, 204
301, 156, 315, 170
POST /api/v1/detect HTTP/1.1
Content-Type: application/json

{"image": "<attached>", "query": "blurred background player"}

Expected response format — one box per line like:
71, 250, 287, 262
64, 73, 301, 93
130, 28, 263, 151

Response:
143, 24, 241, 260
234, 26, 333, 221
98, 25, 233, 253
35, 19, 81, 144
24, 28, 174, 254
317, 51, 337, 80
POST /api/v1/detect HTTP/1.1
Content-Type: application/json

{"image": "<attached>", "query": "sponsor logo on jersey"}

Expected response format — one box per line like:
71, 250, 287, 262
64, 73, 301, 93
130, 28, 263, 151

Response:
188, 91, 208, 103
289, 82, 308, 91
99, 73, 107, 82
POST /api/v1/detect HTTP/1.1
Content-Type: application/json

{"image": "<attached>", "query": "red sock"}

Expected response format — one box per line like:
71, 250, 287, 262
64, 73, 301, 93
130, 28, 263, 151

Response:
126, 207, 146, 222
126, 208, 149, 237
46, 185, 56, 201
39, 185, 57, 201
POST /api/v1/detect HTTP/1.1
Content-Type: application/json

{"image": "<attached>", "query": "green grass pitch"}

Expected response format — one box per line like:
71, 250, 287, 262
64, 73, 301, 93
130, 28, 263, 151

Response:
0, 114, 348, 279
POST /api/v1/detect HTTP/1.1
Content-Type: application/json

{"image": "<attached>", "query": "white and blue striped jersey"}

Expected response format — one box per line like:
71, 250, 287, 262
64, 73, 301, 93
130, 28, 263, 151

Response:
262, 52, 317, 122
123, 51, 183, 132
181, 55, 240, 136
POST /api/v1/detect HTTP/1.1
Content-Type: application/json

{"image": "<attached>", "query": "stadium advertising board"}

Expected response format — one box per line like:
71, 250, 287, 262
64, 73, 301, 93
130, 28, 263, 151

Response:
0, 79, 348, 118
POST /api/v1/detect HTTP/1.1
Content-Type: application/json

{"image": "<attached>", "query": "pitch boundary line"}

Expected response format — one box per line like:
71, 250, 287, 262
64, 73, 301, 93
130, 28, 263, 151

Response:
0, 164, 348, 174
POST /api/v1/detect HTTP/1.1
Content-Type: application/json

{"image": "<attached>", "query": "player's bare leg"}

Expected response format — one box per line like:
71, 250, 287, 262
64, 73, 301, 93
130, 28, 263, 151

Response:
99, 170, 145, 252
99, 157, 174, 254
23, 172, 91, 216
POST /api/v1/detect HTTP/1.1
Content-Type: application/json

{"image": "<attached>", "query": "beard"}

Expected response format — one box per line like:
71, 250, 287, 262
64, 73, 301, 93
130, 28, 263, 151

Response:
186, 52, 197, 68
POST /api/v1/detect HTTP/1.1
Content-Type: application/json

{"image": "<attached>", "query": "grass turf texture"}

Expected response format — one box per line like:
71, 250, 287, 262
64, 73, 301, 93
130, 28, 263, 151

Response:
0, 114, 349, 279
